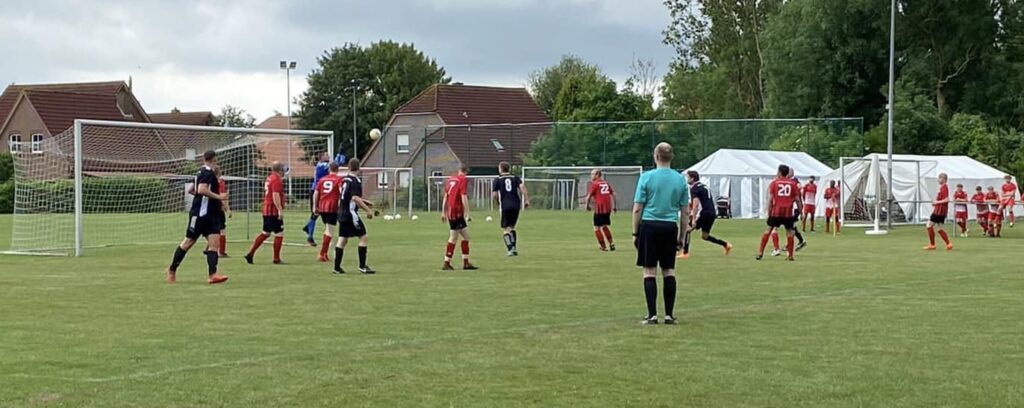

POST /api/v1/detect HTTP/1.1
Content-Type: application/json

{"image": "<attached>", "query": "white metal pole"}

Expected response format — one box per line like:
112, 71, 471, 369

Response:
886, 0, 896, 231
352, 87, 358, 159
73, 120, 84, 256
286, 66, 293, 201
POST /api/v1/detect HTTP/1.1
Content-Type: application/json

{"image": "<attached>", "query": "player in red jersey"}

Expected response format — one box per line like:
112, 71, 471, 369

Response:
986, 186, 1002, 237
245, 161, 286, 264
584, 168, 617, 251
923, 173, 952, 250
952, 184, 969, 237
441, 164, 477, 270
801, 176, 818, 232
757, 164, 800, 261
1001, 175, 1017, 227
970, 186, 989, 235
823, 180, 841, 234
216, 171, 232, 257
313, 162, 343, 262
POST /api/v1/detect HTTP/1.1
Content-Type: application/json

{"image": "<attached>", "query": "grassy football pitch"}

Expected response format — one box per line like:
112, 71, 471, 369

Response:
0, 211, 1021, 407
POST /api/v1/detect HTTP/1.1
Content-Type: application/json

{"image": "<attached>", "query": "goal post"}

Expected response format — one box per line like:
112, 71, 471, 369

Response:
835, 156, 936, 228
357, 167, 414, 217
521, 166, 643, 211
9, 119, 333, 256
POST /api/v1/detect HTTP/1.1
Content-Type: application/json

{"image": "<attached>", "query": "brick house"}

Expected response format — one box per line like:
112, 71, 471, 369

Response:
361, 84, 549, 178
149, 109, 216, 126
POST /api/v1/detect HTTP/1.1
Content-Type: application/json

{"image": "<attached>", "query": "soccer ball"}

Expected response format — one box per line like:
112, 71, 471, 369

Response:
485, 216, 493, 222
394, 214, 402, 220
369, 128, 382, 141
411, 215, 419, 221
383, 215, 394, 221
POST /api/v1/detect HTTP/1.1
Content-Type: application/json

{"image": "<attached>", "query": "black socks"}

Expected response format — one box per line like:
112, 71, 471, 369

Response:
334, 247, 343, 270
169, 246, 188, 272
502, 233, 513, 251
643, 277, 658, 317
706, 235, 728, 247
663, 276, 677, 317
204, 250, 218, 276
358, 246, 367, 268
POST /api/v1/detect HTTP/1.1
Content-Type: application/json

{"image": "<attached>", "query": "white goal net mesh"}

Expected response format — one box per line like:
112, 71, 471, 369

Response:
10, 120, 331, 255
521, 166, 642, 211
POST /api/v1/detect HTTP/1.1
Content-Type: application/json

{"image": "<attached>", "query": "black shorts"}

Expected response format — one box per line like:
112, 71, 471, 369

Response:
767, 216, 796, 230
219, 212, 227, 231
636, 220, 679, 269
593, 213, 612, 227
186, 213, 222, 240
694, 213, 716, 233
262, 215, 284, 234
501, 209, 520, 229
930, 214, 947, 224
320, 212, 338, 226
339, 215, 367, 238
449, 217, 468, 231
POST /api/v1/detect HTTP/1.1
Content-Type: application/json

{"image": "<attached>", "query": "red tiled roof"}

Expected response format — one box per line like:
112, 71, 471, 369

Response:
149, 111, 215, 126
0, 81, 125, 125
256, 114, 299, 129
254, 115, 315, 177
395, 84, 548, 125
423, 124, 551, 168
23, 90, 129, 135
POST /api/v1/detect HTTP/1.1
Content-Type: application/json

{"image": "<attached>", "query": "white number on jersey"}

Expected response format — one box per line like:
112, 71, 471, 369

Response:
447, 180, 457, 194
600, 184, 610, 194
776, 184, 792, 197
505, 178, 513, 192
321, 180, 334, 194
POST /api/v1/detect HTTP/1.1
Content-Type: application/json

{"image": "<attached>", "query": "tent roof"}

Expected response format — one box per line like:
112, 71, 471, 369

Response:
688, 149, 833, 177
857, 153, 1009, 179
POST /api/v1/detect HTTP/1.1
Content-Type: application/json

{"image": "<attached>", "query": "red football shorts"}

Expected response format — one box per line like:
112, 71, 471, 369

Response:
824, 208, 835, 218
803, 204, 816, 215
955, 211, 968, 222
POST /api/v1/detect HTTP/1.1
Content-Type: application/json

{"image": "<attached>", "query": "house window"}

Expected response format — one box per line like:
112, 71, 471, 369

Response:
431, 171, 443, 177
396, 134, 409, 153
491, 139, 504, 152
8, 135, 21, 153
31, 134, 43, 154
377, 171, 389, 188
399, 171, 410, 188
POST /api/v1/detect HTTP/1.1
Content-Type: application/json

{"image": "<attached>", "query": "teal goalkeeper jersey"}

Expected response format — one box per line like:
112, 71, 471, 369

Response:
633, 168, 689, 222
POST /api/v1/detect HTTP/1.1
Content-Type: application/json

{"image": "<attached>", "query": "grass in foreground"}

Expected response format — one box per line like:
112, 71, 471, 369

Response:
0, 212, 1022, 407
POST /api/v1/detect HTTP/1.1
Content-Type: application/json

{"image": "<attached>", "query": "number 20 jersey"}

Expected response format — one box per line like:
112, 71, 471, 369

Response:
768, 177, 800, 218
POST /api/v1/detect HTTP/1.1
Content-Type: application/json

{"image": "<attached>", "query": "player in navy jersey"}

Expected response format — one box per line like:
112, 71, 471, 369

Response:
679, 170, 732, 258
303, 152, 333, 247
334, 158, 376, 274
492, 161, 530, 256
166, 150, 229, 284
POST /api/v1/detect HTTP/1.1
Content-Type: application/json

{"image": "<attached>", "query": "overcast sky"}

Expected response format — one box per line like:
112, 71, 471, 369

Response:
0, 0, 674, 120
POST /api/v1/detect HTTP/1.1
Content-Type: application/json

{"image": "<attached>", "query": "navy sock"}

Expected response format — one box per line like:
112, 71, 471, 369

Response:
305, 219, 317, 238
643, 277, 658, 317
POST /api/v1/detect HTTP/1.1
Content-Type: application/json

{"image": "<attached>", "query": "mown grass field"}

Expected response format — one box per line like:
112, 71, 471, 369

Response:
1, 211, 1021, 407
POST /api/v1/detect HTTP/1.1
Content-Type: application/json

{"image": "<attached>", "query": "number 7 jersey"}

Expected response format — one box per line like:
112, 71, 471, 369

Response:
768, 177, 800, 218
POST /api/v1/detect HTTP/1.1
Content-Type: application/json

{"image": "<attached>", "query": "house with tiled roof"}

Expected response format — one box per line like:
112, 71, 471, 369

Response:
149, 109, 215, 126
362, 84, 550, 177
0, 81, 148, 154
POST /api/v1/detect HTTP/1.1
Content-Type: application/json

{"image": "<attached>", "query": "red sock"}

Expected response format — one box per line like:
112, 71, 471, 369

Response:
248, 234, 268, 256
219, 234, 227, 255
927, 226, 935, 245
758, 232, 771, 255
320, 234, 332, 257
771, 231, 780, 250
461, 241, 471, 265
959, 221, 967, 233
272, 236, 284, 261
601, 226, 613, 244
937, 229, 950, 245
787, 235, 794, 257
595, 230, 606, 248
445, 242, 455, 262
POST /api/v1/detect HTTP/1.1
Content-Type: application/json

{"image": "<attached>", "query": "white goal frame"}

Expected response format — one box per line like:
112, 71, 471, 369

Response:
62, 119, 334, 256
839, 156, 936, 229
521, 166, 644, 211
357, 167, 414, 217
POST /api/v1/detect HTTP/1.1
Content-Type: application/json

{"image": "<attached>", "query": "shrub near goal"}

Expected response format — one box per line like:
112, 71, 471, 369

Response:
8, 119, 332, 256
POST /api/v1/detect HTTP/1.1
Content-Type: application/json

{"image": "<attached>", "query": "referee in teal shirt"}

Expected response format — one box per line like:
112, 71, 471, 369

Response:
632, 142, 690, 325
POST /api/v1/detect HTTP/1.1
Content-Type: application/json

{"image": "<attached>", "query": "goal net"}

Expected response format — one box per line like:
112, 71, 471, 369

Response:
9, 119, 332, 256
521, 166, 643, 211
426, 175, 499, 212
831, 156, 936, 227
356, 167, 414, 217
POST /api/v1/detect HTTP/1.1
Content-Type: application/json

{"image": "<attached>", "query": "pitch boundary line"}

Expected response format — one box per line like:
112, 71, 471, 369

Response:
5, 269, 1011, 384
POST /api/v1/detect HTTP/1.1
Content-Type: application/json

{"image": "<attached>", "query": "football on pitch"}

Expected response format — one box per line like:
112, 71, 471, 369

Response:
485, 216, 493, 222
411, 215, 419, 220
394, 214, 402, 220
369, 128, 382, 141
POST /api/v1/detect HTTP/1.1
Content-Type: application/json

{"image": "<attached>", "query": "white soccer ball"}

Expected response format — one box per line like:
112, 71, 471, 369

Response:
383, 215, 394, 221
394, 214, 402, 220
369, 128, 382, 141
485, 216, 493, 222
411, 215, 419, 221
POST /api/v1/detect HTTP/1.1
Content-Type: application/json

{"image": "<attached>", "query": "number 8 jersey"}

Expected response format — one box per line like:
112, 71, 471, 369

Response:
492, 174, 522, 211
768, 177, 800, 218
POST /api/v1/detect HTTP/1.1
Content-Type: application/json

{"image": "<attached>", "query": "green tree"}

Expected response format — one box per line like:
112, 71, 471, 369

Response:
298, 41, 449, 157
865, 82, 950, 155
0, 151, 13, 213
214, 105, 256, 128
528, 55, 606, 119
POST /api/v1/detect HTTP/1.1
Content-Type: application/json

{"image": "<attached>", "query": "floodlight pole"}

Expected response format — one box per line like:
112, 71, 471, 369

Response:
281, 60, 297, 199
885, 0, 896, 231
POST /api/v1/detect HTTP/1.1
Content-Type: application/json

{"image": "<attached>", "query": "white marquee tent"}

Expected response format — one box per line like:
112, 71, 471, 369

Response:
686, 149, 834, 219
817, 153, 1016, 223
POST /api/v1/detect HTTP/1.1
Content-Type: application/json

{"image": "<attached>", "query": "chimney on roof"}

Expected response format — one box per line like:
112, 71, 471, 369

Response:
452, 82, 464, 86
171, 107, 181, 114
128, 76, 133, 91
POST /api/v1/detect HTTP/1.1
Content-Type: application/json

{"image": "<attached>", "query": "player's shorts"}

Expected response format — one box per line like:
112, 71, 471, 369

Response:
186, 213, 222, 240
500, 209, 520, 229
767, 216, 796, 230
339, 214, 367, 238
989, 211, 1003, 222
803, 204, 816, 215
262, 215, 284, 234
694, 213, 716, 233
636, 220, 678, 269
825, 207, 836, 218
955, 211, 968, 221
448, 217, 468, 231
977, 211, 989, 221
320, 212, 338, 226
593, 213, 612, 227
929, 214, 947, 224
219, 211, 227, 231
